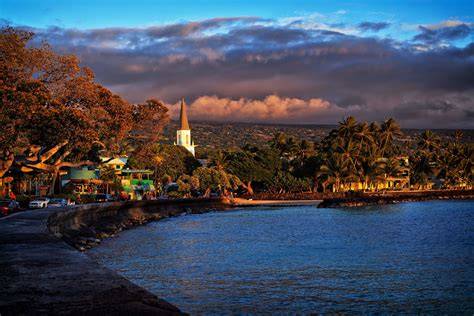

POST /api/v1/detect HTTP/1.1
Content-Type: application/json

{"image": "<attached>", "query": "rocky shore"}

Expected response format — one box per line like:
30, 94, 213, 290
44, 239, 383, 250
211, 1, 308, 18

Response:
49, 198, 233, 251
318, 189, 474, 208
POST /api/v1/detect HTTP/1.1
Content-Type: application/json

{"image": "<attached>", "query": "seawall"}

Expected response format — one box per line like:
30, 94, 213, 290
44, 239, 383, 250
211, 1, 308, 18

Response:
0, 198, 232, 315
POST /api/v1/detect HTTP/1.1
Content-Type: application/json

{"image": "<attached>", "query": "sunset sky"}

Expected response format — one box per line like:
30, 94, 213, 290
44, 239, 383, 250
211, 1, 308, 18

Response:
2, 0, 473, 128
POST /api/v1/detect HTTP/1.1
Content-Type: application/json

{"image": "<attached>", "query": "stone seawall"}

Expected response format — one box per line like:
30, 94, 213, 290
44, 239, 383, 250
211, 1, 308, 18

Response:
48, 198, 233, 251
0, 198, 232, 315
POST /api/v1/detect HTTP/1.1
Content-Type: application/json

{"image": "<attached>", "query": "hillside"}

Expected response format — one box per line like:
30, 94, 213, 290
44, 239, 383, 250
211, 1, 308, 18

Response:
163, 121, 474, 156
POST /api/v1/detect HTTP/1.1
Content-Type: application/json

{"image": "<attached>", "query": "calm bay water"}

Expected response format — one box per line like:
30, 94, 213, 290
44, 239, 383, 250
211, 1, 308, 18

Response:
88, 201, 474, 314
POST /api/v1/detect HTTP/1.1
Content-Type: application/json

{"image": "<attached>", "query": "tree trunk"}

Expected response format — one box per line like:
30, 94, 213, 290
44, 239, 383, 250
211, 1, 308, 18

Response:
246, 181, 254, 195
49, 170, 59, 195
0, 153, 14, 178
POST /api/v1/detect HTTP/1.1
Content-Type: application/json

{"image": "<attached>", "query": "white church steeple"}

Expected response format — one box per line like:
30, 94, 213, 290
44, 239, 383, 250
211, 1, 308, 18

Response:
176, 97, 195, 156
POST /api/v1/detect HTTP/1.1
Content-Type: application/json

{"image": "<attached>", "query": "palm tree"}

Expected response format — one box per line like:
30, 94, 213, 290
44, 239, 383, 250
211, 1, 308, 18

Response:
418, 130, 440, 155
318, 154, 349, 192
380, 118, 402, 158
354, 122, 374, 156
436, 149, 459, 188
410, 154, 433, 189
382, 157, 403, 178
334, 137, 359, 178
358, 156, 384, 191
337, 116, 358, 143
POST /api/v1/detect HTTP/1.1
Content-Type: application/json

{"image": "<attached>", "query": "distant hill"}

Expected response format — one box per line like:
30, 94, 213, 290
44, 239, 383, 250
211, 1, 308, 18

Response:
163, 121, 474, 155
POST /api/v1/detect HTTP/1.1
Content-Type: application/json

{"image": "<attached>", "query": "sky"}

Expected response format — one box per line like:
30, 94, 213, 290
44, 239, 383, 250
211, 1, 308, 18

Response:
1, 0, 474, 128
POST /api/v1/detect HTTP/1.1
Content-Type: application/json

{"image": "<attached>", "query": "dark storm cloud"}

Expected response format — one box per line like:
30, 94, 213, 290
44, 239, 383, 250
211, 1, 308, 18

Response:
357, 22, 390, 32
228, 26, 310, 43
390, 98, 473, 128
25, 17, 474, 128
414, 23, 472, 44
337, 95, 367, 108
394, 100, 456, 119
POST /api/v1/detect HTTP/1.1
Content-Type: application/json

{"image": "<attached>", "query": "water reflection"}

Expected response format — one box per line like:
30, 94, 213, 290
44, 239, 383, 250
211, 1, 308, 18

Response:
88, 200, 474, 314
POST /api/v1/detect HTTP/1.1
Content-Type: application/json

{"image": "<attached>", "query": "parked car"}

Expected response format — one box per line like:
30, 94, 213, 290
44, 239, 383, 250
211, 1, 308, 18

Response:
0, 200, 20, 216
48, 198, 68, 208
29, 197, 50, 209
49, 198, 75, 207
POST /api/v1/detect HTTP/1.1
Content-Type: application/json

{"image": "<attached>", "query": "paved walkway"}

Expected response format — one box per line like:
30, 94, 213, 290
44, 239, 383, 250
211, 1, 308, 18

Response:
0, 208, 182, 315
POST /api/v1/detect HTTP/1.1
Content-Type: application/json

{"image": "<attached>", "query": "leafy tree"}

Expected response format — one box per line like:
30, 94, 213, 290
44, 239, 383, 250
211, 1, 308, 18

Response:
176, 174, 200, 197
0, 27, 170, 194
192, 167, 241, 197
223, 146, 281, 194
128, 144, 200, 181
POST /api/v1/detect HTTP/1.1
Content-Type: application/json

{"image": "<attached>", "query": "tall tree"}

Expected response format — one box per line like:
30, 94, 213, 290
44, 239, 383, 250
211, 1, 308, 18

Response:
0, 27, 169, 193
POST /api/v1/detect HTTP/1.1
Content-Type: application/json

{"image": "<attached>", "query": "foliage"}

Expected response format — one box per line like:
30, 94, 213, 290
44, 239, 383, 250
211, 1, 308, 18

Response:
192, 167, 241, 196
0, 27, 169, 193
98, 165, 123, 193
128, 144, 200, 181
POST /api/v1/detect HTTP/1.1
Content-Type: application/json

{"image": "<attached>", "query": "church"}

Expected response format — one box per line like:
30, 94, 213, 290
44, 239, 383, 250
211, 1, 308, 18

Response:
175, 98, 196, 156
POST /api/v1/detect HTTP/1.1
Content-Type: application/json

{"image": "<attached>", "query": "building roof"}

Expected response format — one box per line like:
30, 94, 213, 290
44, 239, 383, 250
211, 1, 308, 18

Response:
179, 97, 190, 130
100, 157, 128, 165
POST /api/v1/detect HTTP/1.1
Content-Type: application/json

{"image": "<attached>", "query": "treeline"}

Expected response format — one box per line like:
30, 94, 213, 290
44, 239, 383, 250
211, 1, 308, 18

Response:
128, 116, 472, 197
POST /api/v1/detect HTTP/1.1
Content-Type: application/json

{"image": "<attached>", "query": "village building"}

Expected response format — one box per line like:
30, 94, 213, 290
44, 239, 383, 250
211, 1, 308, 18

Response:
175, 98, 196, 156
100, 156, 128, 173
61, 156, 155, 200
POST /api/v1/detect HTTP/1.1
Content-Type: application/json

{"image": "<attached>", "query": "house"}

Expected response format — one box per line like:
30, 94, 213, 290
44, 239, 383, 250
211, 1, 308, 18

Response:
120, 168, 155, 200
62, 157, 155, 199
61, 167, 102, 195
100, 156, 128, 173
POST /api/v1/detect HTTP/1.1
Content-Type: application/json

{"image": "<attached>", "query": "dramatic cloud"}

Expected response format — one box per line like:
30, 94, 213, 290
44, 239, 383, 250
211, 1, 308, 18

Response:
357, 22, 390, 32
167, 95, 336, 123
414, 22, 473, 44
164, 94, 473, 129
21, 16, 474, 128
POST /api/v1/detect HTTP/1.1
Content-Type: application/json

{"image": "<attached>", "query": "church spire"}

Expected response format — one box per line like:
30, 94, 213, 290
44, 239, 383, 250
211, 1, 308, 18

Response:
179, 97, 190, 130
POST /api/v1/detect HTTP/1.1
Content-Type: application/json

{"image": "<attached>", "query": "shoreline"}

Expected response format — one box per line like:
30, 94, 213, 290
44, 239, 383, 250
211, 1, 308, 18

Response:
66, 191, 474, 251
317, 189, 474, 208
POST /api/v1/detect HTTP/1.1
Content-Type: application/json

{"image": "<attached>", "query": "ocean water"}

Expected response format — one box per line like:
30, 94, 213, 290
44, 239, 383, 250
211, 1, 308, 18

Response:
88, 201, 474, 314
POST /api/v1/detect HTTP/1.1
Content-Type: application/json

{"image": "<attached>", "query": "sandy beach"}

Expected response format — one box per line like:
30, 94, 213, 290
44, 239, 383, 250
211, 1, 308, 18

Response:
230, 198, 322, 207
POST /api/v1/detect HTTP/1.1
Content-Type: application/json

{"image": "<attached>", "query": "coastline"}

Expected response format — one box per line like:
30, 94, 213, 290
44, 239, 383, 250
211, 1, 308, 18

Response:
58, 191, 473, 251
0, 198, 233, 315
318, 189, 474, 208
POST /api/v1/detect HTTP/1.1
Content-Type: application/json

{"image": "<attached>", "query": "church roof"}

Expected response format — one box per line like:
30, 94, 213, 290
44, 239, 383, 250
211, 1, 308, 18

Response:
179, 97, 190, 130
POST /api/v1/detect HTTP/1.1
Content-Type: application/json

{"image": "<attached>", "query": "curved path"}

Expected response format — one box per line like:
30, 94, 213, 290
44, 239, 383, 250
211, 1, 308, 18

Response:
0, 198, 235, 315
0, 206, 185, 315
